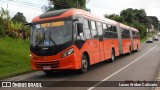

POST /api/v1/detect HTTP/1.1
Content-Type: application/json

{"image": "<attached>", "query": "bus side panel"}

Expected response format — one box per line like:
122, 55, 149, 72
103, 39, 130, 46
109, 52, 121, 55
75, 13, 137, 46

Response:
111, 39, 120, 57
133, 39, 140, 50
103, 38, 119, 60
103, 39, 112, 60
133, 39, 137, 50
79, 39, 100, 65
122, 39, 131, 54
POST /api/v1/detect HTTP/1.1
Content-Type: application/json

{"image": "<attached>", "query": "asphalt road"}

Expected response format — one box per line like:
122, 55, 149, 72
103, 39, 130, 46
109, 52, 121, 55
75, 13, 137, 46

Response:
1, 40, 160, 90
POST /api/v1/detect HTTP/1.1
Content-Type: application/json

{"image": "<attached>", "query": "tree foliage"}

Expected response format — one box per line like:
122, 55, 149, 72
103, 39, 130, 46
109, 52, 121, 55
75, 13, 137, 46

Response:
105, 14, 124, 23
0, 7, 29, 39
105, 8, 159, 38
0, 25, 5, 37
12, 12, 28, 24
45, 0, 86, 12
147, 16, 159, 29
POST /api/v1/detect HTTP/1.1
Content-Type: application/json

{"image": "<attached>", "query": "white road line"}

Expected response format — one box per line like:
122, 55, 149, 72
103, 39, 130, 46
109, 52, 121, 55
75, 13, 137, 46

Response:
87, 41, 160, 90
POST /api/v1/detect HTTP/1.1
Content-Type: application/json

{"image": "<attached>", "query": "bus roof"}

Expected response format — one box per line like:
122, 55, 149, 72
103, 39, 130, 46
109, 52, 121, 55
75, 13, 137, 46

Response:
119, 23, 138, 32
33, 9, 117, 25
32, 8, 138, 32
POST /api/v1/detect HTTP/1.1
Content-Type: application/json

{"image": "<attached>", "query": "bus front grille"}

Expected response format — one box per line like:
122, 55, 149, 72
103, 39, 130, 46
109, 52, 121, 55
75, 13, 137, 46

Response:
35, 61, 59, 68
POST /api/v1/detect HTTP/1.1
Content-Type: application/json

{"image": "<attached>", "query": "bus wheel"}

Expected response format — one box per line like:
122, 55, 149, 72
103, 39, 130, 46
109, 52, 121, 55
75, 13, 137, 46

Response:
109, 50, 115, 62
43, 70, 53, 75
135, 45, 138, 52
79, 55, 88, 74
128, 46, 132, 55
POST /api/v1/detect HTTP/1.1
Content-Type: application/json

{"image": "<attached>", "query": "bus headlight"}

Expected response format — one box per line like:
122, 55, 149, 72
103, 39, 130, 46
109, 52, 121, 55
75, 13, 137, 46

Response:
30, 54, 33, 59
62, 48, 74, 58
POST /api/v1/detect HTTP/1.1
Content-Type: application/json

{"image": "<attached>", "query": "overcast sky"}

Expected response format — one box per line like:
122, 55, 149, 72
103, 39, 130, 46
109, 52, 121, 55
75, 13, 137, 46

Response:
0, 0, 160, 22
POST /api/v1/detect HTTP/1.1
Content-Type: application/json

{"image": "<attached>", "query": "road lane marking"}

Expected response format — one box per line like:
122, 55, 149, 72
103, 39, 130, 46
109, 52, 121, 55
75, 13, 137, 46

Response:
87, 41, 160, 90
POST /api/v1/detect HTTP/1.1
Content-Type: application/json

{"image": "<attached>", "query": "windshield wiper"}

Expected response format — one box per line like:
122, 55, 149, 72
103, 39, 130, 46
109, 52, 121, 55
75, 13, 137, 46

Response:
36, 32, 45, 47
35, 30, 56, 47
49, 30, 56, 46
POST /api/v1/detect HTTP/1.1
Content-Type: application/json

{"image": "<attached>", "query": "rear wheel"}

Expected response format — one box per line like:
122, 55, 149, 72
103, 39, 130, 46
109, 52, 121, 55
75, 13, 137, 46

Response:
43, 70, 53, 75
128, 46, 132, 55
109, 49, 115, 62
79, 55, 89, 74
135, 44, 139, 52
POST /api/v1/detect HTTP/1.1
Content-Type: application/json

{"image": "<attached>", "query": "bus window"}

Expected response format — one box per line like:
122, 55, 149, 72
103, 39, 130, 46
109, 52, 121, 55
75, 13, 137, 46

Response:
103, 24, 109, 38
91, 21, 98, 38
97, 22, 103, 35
102, 24, 107, 31
112, 26, 117, 38
84, 30, 91, 39
83, 19, 91, 39
91, 21, 96, 30
109, 32, 113, 38
84, 19, 89, 29
92, 30, 98, 38
123, 29, 130, 39
121, 28, 126, 39
127, 30, 130, 38
112, 26, 117, 32
104, 31, 109, 38
108, 25, 112, 31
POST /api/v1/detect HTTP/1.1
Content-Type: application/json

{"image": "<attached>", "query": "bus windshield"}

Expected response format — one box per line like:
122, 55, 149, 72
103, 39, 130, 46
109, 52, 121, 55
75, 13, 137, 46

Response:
30, 20, 72, 47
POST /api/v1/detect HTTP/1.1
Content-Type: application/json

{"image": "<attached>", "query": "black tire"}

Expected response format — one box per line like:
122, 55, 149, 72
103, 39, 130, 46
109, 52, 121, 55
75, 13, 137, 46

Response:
109, 49, 115, 62
135, 45, 138, 52
79, 55, 89, 74
43, 70, 53, 75
128, 46, 132, 55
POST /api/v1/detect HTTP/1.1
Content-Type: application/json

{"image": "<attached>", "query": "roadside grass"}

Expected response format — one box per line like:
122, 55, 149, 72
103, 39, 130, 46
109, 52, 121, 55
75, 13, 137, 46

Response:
0, 37, 31, 79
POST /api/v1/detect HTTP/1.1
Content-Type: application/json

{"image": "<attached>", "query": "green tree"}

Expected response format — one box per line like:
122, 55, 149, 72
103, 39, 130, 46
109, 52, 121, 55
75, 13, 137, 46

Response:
45, 0, 86, 11
105, 8, 151, 38
0, 25, 5, 37
12, 12, 27, 24
0, 7, 30, 39
105, 14, 124, 23
120, 8, 148, 38
120, 8, 135, 23
147, 16, 159, 30
120, 8, 147, 24
0, 7, 10, 36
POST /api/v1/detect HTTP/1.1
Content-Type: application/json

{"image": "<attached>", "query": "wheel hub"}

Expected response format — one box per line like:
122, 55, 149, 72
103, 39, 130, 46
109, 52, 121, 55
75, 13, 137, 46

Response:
82, 60, 87, 69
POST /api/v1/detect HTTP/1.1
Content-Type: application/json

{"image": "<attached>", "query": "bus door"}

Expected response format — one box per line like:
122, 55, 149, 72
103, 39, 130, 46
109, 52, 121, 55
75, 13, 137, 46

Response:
97, 22, 105, 61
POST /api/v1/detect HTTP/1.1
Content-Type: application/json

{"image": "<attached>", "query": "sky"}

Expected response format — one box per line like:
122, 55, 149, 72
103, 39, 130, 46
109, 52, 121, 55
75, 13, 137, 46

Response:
0, 0, 48, 22
0, 0, 160, 23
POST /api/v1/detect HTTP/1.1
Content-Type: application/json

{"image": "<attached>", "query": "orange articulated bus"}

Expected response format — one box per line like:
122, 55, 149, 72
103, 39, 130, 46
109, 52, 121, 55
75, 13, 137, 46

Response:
29, 9, 140, 75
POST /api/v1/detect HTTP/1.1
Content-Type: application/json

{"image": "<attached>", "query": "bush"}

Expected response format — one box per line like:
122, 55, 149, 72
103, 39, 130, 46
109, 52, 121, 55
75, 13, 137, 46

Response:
6, 30, 18, 39
138, 24, 146, 39
0, 26, 5, 37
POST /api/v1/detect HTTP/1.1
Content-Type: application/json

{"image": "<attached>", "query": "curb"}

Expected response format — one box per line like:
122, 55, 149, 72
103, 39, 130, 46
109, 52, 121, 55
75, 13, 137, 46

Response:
152, 63, 160, 90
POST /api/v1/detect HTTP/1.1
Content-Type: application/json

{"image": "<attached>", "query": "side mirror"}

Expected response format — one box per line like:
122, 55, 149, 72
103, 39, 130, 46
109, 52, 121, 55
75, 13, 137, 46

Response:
77, 23, 83, 36
24, 23, 34, 28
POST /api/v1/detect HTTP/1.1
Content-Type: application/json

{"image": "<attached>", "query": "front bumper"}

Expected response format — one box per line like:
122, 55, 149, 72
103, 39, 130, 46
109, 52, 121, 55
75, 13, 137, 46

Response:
30, 54, 81, 70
